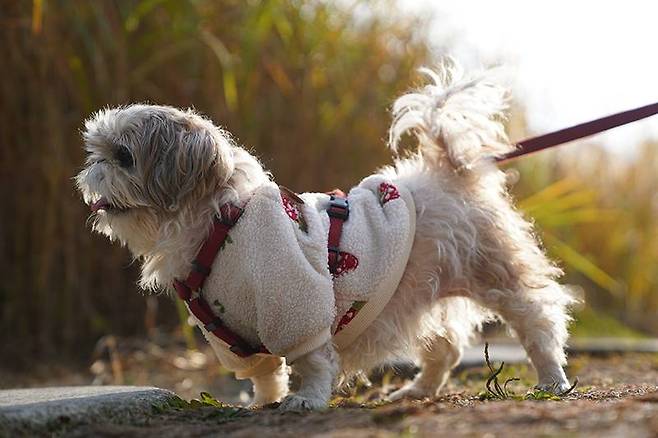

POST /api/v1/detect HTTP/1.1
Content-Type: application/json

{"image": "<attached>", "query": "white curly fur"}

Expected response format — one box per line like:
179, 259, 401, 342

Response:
76, 64, 577, 410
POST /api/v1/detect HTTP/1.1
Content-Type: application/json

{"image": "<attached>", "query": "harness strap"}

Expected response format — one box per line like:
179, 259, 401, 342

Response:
175, 192, 353, 359
326, 190, 349, 275
173, 203, 269, 358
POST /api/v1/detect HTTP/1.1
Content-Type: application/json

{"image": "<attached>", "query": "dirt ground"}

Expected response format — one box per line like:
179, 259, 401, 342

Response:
31, 351, 658, 438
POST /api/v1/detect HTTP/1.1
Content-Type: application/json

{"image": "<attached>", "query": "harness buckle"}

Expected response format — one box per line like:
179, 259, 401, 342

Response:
205, 318, 223, 333
229, 344, 258, 357
192, 260, 211, 276
327, 195, 349, 220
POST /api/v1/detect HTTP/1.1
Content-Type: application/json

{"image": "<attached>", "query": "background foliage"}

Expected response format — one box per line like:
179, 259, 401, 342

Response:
1, 0, 656, 366
0, 0, 430, 363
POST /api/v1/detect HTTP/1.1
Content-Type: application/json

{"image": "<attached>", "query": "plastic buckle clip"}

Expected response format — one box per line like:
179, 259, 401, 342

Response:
205, 318, 223, 333
192, 260, 211, 276
230, 343, 257, 357
327, 195, 349, 220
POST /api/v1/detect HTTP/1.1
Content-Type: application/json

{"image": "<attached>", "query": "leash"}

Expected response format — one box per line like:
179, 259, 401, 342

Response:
497, 102, 658, 163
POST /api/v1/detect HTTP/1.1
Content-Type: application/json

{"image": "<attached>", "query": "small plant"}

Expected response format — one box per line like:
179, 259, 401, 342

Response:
152, 391, 250, 421
524, 389, 562, 401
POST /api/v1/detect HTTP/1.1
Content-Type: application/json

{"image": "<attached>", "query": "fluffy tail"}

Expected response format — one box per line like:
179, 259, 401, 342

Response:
388, 63, 514, 172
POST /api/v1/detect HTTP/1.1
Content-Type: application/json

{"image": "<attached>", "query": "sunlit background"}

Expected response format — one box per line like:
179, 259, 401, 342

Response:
1, 0, 656, 398
404, 0, 658, 153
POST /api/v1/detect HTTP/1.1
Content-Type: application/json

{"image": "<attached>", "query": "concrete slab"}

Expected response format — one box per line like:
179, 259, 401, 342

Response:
0, 386, 176, 435
568, 337, 658, 354
459, 338, 658, 368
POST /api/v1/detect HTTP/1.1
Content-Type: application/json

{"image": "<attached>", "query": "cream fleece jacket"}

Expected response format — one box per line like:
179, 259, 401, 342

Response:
194, 175, 416, 379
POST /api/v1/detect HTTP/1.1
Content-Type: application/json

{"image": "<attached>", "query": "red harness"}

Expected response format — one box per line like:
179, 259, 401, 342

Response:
173, 203, 269, 357
173, 192, 350, 357
326, 190, 349, 275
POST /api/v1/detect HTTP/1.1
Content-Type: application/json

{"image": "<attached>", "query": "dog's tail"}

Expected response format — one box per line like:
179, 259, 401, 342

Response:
388, 63, 514, 172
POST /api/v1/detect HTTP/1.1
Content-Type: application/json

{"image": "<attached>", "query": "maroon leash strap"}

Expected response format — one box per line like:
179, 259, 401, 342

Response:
497, 102, 658, 163
326, 190, 349, 275
173, 204, 269, 358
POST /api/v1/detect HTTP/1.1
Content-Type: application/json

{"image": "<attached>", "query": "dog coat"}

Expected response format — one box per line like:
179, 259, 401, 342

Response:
194, 175, 416, 379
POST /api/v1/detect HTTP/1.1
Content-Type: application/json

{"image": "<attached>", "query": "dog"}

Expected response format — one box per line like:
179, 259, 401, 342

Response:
76, 64, 576, 410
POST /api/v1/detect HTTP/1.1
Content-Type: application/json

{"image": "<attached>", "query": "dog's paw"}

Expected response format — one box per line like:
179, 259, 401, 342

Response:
387, 384, 433, 402
249, 396, 282, 409
535, 379, 573, 395
278, 394, 326, 411
250, 389, 288, 408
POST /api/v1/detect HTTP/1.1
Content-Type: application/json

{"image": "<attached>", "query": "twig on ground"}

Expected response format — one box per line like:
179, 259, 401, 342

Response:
483, 343, 519, 399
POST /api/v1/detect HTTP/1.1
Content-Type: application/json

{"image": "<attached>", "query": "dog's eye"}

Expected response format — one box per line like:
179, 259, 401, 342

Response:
115, 145, 134, 168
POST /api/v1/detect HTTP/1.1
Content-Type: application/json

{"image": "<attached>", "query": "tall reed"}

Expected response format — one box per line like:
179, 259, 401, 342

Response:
0, 0, 431, 363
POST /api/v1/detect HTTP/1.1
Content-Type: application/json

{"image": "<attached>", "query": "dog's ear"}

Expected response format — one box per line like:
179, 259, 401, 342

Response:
141, 111, 233, 212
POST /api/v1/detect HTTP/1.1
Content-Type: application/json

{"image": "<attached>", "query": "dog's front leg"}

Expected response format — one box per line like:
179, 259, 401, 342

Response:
279, 342, 338, 411
250, 361, 290, 406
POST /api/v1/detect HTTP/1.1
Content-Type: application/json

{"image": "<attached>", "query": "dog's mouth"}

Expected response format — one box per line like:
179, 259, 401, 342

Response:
90, 196, 125, 213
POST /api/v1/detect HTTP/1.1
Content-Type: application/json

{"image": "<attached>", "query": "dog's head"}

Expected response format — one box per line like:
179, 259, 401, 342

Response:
75, 104, 240, 254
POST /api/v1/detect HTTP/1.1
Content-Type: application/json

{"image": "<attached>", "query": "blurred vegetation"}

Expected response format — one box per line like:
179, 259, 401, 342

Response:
0, 0, 430, 365
1, 0, 657, 367
511, 144, 658, 335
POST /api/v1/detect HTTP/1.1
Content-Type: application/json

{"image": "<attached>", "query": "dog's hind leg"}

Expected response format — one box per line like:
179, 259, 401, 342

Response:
279, 341, 338, 410
388, 333, 462, 401
478, 281, 574, 394
386, 296, 490, 401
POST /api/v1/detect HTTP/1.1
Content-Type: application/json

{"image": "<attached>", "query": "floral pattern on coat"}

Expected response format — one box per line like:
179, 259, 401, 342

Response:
334, 300, 367, 334
334, 251, 359, 277
378, 182, 400, 205
281, 194, 308, 233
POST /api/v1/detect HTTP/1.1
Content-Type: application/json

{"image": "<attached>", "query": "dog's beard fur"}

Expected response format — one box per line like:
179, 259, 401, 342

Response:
76, 63, 577, 408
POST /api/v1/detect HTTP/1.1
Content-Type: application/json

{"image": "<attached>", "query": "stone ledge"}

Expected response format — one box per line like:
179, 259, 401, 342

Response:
0, 386, 177, 435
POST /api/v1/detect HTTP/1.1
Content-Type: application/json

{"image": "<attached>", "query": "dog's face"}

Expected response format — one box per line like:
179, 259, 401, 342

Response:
76, 104, 233, 253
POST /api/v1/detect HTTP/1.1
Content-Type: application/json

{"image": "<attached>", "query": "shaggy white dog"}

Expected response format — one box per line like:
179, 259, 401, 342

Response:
76, 64, 576, 410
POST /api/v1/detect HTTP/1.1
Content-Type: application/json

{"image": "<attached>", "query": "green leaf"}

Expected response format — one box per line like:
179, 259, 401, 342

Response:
525, 389, 561, 401
199, 391, 223, 407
